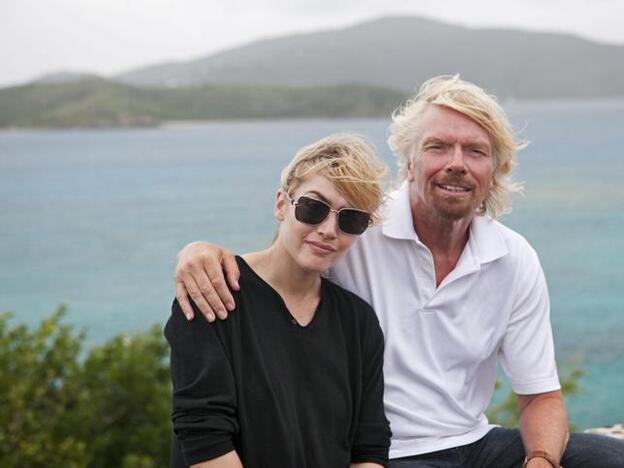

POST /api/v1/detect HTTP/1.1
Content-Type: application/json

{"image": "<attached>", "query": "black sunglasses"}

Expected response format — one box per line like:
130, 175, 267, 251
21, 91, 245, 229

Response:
286, 194, 371, 235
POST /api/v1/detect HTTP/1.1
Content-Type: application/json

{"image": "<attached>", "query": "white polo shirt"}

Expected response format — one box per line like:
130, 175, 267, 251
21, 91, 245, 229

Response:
329, 182, 560, 458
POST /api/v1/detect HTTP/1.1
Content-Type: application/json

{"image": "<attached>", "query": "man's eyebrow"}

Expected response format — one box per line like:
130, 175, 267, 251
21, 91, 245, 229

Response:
421, 137, 447, 145
421, 136, 491, 150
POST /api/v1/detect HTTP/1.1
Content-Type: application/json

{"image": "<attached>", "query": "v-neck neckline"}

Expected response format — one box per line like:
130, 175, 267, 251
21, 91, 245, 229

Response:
237, 255, 325, 330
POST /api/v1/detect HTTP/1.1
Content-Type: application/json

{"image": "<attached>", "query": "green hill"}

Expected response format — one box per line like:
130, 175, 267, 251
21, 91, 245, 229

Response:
0, 78, 406, 128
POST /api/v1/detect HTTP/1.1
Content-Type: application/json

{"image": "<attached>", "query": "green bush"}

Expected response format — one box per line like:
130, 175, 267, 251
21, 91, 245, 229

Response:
487, 359, 584, 430
0, 306, 171, 467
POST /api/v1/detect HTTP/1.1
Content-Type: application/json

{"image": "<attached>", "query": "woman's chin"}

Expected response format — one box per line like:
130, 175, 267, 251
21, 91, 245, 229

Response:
296, 251, 342, 273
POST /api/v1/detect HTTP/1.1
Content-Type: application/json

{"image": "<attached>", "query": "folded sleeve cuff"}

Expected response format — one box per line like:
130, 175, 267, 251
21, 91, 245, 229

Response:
181, 437, 236, 466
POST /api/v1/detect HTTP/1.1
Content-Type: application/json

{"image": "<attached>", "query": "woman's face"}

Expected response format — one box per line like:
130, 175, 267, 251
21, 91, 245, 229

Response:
275, 174, 363, 273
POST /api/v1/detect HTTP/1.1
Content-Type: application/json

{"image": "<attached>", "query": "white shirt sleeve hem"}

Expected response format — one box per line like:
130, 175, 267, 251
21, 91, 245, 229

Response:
511, 378, 561, 395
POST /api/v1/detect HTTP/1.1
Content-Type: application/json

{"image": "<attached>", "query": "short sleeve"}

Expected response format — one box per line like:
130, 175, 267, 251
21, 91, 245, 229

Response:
165, 299, 239, 465
499, 245, 561, 395
351, 305, 391, 466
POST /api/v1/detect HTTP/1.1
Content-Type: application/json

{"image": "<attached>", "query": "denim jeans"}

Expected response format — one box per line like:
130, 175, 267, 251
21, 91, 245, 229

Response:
389, 427, 624, 468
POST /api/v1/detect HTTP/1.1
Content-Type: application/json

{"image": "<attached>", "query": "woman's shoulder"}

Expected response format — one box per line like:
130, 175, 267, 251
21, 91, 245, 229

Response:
322, 279, 385, 352
165, 297, 217, 346
234, 254, 265, 291
166, 265, 248, 345
322, 277, 378, 322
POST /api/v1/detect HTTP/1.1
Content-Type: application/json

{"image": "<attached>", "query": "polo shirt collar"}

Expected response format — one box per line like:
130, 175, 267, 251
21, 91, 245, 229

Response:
467, 215, 508, 265
381, 181, 419, 241
381, 181, 508, 265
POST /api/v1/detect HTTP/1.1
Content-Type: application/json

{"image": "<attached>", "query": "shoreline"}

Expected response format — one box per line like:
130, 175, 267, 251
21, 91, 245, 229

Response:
2, 97, 624, 132
0, 116, 392, 133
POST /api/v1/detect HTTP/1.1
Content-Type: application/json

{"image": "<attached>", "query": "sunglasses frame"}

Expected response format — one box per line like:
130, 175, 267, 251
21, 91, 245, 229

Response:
284, 193, 371, 235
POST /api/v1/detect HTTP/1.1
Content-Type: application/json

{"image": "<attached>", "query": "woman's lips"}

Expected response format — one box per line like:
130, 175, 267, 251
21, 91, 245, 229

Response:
306, 240, 336, 254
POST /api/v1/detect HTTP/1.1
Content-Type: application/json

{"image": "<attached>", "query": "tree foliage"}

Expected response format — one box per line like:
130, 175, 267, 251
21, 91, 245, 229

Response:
487, 359, 584, 430
0, 306, 171, 467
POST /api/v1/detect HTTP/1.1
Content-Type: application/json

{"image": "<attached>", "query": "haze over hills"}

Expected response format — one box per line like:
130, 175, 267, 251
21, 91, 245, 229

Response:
33, 71, 99, 85
116, 16, 624, 99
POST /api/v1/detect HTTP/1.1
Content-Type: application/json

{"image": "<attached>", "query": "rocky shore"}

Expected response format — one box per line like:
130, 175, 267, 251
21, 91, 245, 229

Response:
585, 424, 624, 440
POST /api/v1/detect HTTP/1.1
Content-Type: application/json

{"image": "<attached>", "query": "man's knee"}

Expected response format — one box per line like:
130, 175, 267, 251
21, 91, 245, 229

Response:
562, 432, 624, 468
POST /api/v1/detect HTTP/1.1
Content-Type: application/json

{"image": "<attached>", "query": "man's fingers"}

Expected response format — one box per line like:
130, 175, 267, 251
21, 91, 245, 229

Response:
206, 272, 234, 316
175, 280, 196, 320
222, 251, 241, 294
182, 273, 217, 322
190, 265, 228, 320
173, 242, 238, 320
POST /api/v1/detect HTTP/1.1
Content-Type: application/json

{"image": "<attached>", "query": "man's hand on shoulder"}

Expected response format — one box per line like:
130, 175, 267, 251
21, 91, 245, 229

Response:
174, 241, 240, 322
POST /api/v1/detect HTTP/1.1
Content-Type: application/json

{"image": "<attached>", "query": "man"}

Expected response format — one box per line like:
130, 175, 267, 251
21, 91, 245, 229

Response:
173, 76, 624, 467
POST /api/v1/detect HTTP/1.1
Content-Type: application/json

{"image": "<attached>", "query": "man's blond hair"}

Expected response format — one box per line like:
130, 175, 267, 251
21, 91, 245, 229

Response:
388, 75, 524, 218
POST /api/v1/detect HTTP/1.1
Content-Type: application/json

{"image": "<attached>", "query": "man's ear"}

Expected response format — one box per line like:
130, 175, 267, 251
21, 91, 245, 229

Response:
274, 189, 286, 221
406, 156, 416, 182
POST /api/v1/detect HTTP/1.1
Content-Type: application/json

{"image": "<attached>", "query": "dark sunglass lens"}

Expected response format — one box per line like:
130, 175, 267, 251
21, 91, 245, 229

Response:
295, 196, 330, 224
339, 210, 370, 235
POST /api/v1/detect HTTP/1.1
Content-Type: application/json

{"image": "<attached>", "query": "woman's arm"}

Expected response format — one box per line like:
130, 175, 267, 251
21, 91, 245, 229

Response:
351, 463, 384, 468
191, 450, 243, 468
351, 306, 391, 467
166, 299, 240, 466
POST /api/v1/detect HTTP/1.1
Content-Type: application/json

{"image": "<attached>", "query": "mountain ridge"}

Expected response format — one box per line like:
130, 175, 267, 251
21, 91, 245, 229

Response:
113, 16, 624, 99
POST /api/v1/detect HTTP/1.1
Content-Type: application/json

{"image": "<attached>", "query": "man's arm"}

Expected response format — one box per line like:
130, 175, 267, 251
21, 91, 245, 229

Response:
351, 463, 384, 468
500, 241, 564, 466
517, 390, 568, 467
175, 241, 241, 321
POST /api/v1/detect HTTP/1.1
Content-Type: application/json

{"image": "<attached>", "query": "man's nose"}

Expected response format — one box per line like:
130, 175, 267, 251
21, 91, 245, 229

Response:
445, 144, 467, 174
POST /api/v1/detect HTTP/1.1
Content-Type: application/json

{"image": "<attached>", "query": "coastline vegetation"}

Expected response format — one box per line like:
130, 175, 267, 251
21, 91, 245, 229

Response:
0, 79, 405, 129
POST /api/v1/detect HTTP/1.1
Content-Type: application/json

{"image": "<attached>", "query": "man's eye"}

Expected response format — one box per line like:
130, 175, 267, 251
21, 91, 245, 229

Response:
468, 147, 488, 157
425, 144, 443, 152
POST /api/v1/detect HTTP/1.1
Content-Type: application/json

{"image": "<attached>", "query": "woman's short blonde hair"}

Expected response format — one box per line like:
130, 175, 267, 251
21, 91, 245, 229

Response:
280, 134, 388, 223
387, 75, 525, 218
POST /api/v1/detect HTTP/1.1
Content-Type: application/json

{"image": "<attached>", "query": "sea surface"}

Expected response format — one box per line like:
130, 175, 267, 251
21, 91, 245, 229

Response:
1, 100, 623, 429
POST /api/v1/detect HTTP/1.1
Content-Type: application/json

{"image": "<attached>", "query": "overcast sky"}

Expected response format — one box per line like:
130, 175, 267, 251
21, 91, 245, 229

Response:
3, 0, 623, 88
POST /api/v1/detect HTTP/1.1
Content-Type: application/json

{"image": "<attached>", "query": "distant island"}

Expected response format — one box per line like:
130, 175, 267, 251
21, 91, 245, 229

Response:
2, 16, 624, 128
0, 79, 405, 128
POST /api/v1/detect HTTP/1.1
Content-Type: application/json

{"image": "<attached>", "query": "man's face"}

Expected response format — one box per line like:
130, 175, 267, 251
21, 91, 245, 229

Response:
408, 105, 494, 222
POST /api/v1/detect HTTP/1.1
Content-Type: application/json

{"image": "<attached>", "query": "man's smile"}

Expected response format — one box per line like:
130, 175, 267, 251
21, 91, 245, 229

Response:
437, 183, 471, 193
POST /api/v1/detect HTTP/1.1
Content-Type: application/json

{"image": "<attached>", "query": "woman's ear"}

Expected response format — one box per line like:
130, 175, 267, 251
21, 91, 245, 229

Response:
274, 189, 286, 221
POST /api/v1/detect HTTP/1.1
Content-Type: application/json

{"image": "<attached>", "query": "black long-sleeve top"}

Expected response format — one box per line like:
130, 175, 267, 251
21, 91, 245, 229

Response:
165, 256, 390, 467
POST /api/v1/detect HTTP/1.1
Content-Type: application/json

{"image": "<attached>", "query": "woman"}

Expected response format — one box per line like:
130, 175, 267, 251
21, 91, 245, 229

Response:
165, 134, 391, 467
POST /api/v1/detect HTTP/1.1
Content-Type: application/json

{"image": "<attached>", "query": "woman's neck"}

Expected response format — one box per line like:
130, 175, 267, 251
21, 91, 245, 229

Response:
243, 244, 321, 297
242, 245, 322, 325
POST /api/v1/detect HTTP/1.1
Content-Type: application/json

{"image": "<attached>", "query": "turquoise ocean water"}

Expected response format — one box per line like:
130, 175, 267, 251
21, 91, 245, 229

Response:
1, 100, 623, 429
